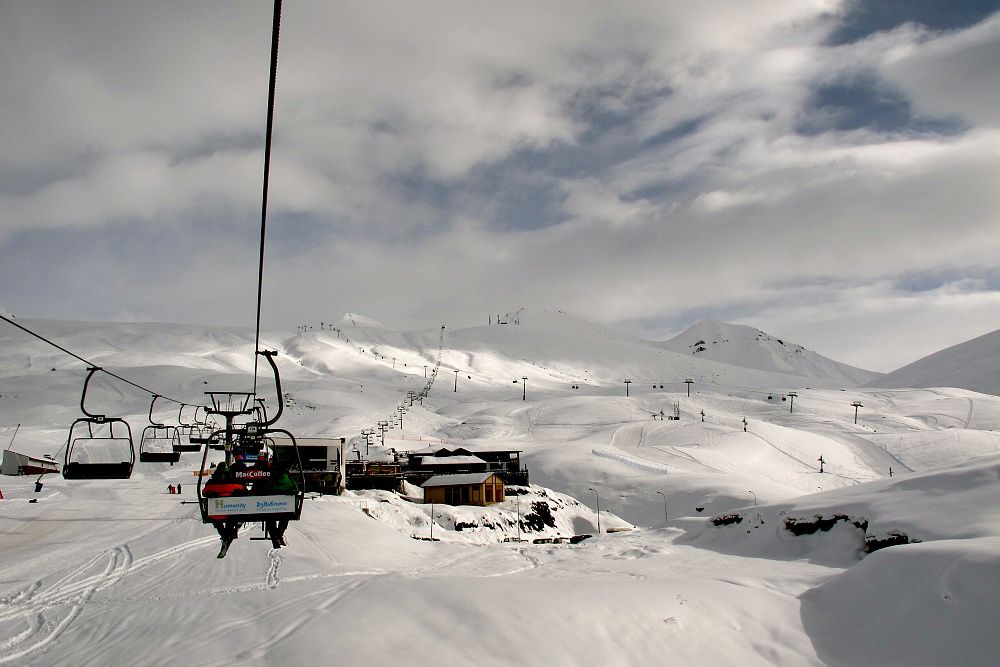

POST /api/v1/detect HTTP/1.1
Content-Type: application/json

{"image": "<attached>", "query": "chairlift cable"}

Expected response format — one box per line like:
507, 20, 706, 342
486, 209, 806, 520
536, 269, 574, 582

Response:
0, 313, 191, 406
252, 0, 282, 397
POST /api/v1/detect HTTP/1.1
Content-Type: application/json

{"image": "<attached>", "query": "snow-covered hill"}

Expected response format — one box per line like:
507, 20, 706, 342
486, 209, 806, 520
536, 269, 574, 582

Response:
2, 312, 999, 665
867, 327, 1000, 396
660, 320, 881, 387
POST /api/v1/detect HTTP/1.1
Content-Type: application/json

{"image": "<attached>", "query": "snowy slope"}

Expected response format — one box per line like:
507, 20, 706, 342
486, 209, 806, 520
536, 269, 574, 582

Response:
661, 320, 881, 387
867, 327, 1000, 396
2, 313, 1000, 665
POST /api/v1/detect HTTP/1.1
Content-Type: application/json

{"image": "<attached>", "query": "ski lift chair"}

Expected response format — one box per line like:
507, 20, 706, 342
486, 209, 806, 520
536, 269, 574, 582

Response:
63, 367, 136, 479
174, 404, 206, 452
196, 352, 305, 532
138, 395, 182, 463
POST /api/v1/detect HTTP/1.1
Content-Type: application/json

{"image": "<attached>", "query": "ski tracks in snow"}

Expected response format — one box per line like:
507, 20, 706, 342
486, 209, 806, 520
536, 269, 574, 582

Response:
0, 536, 216, 664
0, 545, 130, 664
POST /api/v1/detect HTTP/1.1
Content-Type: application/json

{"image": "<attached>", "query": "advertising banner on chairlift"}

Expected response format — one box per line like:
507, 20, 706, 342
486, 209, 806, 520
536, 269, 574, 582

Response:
208, 495, 294, 516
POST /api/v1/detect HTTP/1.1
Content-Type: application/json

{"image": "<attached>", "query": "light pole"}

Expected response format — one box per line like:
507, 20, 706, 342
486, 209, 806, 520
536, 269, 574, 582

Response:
516, 494, 521, 541
787, 391, 797, 414
852, 401, 863, 424
588, 487, 601, 534
748, 490, 757, 506
522, 376, 528, 401
624, 379, 631, 397
656, 490, 668, 524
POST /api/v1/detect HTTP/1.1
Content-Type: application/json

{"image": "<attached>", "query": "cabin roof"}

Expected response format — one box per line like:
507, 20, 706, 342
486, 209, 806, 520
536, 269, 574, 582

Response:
421, 472, 498, 487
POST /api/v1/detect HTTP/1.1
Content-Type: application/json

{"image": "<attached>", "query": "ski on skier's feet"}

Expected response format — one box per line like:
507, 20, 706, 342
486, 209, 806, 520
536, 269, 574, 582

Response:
218, 539, 233, 558
271, 538, 282, 549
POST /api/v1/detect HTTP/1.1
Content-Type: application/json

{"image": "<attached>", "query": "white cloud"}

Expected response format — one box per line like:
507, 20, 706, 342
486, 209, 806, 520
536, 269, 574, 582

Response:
1, 0, 999, 375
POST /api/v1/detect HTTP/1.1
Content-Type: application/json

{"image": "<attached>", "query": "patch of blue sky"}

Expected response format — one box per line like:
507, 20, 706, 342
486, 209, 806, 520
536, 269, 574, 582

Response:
796, 70, 967, 136
894, 269, 1000, 293
826, 0, 1000, 45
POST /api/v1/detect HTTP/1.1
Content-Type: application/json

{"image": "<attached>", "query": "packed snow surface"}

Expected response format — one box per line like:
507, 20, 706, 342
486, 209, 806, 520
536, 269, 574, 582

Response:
868, 326, 1000, 396
1, 312, 998, 665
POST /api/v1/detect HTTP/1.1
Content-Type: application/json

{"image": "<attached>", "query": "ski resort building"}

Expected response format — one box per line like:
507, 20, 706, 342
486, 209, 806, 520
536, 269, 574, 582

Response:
271, 436, 345, 494
421, 472, 505, 506
2, 449, 59, 476
405, 447, 528, 486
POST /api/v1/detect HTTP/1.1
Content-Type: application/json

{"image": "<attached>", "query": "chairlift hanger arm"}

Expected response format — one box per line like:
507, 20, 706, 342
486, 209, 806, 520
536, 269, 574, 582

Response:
257, 350, 283, 426
80, 367, 105, 420
148, 394, 165, 427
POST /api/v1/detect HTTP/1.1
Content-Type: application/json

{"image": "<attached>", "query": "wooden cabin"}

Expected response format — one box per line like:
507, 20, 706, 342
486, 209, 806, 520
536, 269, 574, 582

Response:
421, 472, 505, 506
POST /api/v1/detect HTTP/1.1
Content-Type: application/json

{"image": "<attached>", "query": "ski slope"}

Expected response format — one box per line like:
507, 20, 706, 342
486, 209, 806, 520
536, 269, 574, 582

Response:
1, 313, 999, 665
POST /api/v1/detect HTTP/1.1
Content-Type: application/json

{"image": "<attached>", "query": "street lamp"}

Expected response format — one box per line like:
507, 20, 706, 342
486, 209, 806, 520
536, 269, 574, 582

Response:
516, 494, 521, 542
588, 487, 601, 534
656, 490, 668, 524
748, 490, 757, 506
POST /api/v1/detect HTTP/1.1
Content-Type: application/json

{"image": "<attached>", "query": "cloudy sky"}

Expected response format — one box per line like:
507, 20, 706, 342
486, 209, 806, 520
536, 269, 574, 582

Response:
1, 0, 999, 372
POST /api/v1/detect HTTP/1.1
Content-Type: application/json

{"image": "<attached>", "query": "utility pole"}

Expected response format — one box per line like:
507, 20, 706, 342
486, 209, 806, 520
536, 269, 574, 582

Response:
852, 401, 863, 424
516, 494, 521, 541
588, 487, 601, 534
624, 379, 632, 397
787, 391, 798, 413
684, 379, 693, 397
522, 377, 528, 401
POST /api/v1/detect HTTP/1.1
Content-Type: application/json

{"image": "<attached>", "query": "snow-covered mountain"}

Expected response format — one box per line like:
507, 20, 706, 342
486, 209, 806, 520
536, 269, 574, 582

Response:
867, 327, 1000, 396
659, 320, 881, 387
2, 311, 1000, 665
